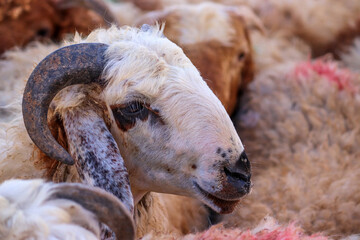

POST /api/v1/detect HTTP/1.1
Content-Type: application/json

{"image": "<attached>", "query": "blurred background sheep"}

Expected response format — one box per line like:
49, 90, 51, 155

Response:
1, 0, 360, 239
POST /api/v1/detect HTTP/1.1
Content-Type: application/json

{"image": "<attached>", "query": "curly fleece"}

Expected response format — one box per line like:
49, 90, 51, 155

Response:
223, 59, 360, 237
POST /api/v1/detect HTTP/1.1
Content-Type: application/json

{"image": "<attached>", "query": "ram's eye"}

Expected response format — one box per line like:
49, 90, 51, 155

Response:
36, 28, 50, 37
111, 101, 149, 131
238, 52, 246, 61
122, 101, 145, 115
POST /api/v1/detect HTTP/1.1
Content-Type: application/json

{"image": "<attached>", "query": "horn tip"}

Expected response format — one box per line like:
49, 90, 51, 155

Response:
62, 157, 75, 165
55, 152, 75, 165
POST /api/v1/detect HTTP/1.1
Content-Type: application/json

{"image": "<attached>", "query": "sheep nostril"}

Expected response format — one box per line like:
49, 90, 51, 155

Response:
224, 167, 250, 183
235, 151, 251, 173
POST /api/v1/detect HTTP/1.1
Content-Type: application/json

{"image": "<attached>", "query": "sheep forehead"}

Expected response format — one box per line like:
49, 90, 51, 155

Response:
167, 3, 236, 46
93, 27, 208, 105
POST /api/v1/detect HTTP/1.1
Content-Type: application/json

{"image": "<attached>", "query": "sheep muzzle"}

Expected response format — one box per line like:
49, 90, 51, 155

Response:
193, 151, 251, 214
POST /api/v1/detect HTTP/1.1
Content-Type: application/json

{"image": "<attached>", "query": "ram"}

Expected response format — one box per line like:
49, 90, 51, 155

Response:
0, 25, 251, 237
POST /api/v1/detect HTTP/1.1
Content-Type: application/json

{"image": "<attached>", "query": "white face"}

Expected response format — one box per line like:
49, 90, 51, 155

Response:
101, 34, 251, 214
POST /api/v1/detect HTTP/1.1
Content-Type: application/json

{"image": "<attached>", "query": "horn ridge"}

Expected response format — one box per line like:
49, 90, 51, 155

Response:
22, 43, 109, 165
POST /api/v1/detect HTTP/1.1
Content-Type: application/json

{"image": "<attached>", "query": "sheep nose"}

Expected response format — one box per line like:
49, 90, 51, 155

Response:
224, 151, 251, 194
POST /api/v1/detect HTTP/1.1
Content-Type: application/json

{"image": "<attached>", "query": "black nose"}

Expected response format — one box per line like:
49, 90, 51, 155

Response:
224, 151, 251, 194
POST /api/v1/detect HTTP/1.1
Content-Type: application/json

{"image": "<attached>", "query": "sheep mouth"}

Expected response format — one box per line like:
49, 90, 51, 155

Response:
193, 182, 240, 214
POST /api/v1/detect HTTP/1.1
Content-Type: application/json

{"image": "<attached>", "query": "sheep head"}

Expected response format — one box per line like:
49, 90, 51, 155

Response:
22, 26, 251, 214
136, 3, 264, 114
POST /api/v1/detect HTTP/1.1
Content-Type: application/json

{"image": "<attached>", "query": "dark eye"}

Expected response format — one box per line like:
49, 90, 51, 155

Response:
111, 101, 149, 131
121, 101, 145, 115
238, 52, 246, 61
36, 28, 50, 37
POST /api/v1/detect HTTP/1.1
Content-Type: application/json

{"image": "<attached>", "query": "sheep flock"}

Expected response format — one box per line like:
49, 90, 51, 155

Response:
1, 0, 360, 239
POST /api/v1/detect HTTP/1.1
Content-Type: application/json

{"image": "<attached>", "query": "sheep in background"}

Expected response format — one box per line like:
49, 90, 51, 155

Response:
239, 0, 360, 57
136, 2, 263, 114
0, 178, 134, 240
0, 0, 115, 55
222, 59, 360, 237
146, 0, 360, 57
1, 25, 251, 238
0, 1, 260, 115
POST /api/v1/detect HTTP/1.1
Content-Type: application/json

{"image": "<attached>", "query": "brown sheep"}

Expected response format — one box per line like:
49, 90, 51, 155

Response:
0, 0, 113, 55
136, 2, 263, 114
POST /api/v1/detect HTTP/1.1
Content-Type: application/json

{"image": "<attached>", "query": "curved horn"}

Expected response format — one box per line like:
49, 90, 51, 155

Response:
22, 43, 109, 165
49, 183, 135, 240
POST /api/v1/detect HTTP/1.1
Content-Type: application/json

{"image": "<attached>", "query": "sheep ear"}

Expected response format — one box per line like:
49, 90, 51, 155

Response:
49, 182, 135, 240
226, 6, 266, 34
54, 87, 134, 214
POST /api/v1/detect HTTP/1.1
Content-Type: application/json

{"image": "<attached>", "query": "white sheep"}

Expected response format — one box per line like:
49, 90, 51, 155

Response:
1, 25, 251, 237
0, 178, 134, 240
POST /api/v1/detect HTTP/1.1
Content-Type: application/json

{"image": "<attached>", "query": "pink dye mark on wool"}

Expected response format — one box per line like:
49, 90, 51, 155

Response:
189, 223, 328, 240
292, 59, 358, 93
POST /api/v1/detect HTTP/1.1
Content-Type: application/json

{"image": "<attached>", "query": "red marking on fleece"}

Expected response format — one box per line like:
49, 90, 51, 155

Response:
293, 60, 358, 93
191, 224, 327, 240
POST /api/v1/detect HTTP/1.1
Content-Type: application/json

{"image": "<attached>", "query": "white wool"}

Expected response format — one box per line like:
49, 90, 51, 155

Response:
0, 43, 60, 109
250, 30, 311, 72
0, 116, 47, 182
172, 3, 234, 45
137, 2, 236, 46
0, 179, 100, 240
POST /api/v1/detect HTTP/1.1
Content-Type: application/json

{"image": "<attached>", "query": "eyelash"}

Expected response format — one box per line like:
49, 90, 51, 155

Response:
116, 101, 146, 116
